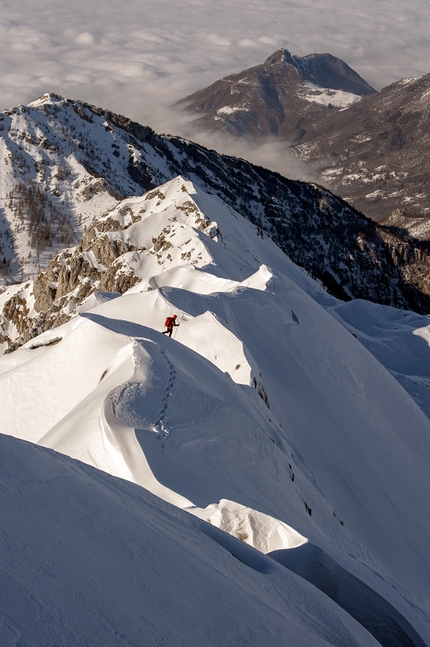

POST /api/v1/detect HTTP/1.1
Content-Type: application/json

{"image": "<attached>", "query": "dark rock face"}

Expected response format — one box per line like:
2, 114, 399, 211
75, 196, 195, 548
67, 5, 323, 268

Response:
265, 49, 376, 96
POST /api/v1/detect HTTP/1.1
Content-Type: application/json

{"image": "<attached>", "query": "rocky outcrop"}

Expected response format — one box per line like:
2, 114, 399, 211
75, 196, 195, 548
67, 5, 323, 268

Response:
1, 203, 143, 352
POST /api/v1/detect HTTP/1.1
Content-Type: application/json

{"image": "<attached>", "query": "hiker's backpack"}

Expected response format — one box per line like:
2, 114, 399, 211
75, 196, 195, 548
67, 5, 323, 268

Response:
165, 317, 173, 327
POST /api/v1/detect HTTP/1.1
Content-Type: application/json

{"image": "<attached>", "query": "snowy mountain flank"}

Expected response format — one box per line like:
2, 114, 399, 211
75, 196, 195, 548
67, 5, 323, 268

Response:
2, 92, 430, 340
293, 74, 430, 226
1, 173, 430, 646
178, 50, 430, 226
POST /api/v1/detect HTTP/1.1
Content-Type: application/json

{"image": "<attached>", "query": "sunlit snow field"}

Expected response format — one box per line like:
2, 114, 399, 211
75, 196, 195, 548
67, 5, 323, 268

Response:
1, 177, 430, 645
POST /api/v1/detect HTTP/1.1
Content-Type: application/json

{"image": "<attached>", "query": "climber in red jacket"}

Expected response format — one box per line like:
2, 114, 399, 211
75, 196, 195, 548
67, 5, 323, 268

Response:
162, 314, 179, 337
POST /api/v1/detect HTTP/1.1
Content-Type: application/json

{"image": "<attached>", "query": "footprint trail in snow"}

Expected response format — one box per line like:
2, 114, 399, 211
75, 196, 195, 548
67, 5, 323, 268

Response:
154, 348, 177, 447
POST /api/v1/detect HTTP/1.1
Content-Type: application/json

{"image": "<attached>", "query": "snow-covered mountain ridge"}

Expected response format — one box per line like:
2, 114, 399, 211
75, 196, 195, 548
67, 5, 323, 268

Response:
1, 174, 430, 646
0, 434, 391, 647
2, 93, 430, 316
0, 176, 243, 351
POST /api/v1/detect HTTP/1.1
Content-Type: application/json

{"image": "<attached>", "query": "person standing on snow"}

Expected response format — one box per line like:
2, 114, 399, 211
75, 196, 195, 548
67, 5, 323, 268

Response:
162, 314, 179, 337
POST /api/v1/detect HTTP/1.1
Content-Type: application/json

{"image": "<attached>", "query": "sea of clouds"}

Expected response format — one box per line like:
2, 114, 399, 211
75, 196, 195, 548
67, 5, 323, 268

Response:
1, 0, 429, 179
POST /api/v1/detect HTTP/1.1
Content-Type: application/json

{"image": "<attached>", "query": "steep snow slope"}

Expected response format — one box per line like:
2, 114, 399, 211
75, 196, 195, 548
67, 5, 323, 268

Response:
327, 299, 430, 420
1, 434, 384, 647
1, 177, 430, 645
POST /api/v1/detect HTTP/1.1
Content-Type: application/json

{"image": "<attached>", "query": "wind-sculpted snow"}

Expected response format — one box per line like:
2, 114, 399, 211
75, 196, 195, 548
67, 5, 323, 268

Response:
1, 176, 430, 645
192, 499, 308, 553
0, 316, 134, 443
1, 434, 386, 647
271, 544, 428, 647
326, 299, 430, 421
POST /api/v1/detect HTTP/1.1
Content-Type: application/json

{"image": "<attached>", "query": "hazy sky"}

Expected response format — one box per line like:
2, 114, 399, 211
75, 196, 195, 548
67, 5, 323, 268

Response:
1, 0, 429, 177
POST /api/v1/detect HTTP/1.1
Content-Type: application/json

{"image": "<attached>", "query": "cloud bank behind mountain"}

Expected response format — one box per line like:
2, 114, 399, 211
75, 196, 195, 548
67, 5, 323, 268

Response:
1, 0, 429, 179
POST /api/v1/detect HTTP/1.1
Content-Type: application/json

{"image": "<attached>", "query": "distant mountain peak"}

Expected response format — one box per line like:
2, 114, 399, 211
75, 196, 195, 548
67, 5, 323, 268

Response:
263, 48, 294, 65
263, 48, 376, 95
178, 48, 375, 145
177, 52, 430, 224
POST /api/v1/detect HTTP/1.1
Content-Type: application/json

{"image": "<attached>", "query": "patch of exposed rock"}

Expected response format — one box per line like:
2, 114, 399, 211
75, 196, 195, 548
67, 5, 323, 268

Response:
1, 205, 142, 352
